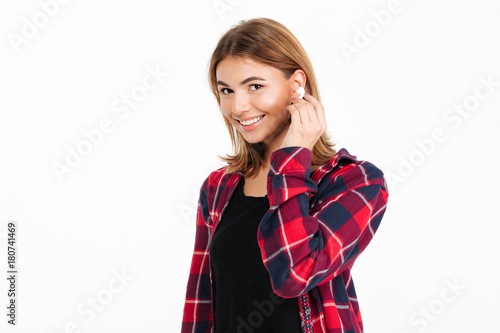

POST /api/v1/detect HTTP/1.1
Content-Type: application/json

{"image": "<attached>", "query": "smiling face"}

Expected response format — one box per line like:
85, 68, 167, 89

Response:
216, 56, 305, 156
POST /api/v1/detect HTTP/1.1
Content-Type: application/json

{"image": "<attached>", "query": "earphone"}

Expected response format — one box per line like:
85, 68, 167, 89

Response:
296, 86, 305, 99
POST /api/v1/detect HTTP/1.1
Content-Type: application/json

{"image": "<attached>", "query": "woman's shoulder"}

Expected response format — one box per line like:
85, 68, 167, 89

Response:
199, 165, 238, 194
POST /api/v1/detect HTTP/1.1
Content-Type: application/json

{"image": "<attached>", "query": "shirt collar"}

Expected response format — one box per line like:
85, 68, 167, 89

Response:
233, 147, 358, 179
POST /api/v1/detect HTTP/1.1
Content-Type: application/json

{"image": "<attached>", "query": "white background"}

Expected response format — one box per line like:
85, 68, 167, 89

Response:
1, 0, 499, 332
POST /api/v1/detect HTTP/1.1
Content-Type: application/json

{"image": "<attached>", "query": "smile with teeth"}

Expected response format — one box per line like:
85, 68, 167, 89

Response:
239, 115, 264, 126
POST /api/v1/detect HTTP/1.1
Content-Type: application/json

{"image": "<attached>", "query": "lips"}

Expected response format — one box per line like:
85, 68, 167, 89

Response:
237, 115, 265, 123
238, 115, 265, 132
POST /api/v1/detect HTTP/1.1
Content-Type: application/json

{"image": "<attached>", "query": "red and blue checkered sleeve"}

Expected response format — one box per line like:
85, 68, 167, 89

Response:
257, 146, 389, 298
181, 176, 213, 332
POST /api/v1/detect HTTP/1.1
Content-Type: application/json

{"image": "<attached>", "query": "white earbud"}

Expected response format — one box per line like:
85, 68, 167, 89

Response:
296, 86, 305, 99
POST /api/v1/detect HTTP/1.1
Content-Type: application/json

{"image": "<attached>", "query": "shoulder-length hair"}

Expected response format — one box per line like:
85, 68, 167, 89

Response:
207, 17, 338, 178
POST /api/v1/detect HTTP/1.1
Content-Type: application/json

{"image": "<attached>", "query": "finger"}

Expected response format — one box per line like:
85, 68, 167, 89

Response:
291, 102, 305, 123
290, 101, 304, 124
302, 93, 325, 121
301, 99, 317, 125
290, 106, 301, 126
286, 104, 300, 124
292, 99, 311, 123
303, 93, 326, 128
302, 103, 314, 124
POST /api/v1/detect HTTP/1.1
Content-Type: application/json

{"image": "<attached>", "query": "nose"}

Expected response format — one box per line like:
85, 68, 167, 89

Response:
231, 90, 251, 115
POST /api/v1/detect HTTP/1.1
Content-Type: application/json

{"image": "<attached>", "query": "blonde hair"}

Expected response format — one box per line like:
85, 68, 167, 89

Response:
208, 17, 338, 178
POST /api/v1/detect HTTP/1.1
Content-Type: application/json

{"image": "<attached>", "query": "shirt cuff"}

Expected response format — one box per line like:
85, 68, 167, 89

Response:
269, 146, 312, 176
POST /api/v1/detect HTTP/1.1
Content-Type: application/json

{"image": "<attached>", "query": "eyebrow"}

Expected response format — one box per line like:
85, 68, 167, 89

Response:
216, 76, 266, 87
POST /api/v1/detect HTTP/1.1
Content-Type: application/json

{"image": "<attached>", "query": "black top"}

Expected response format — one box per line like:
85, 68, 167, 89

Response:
209, 176, 302, 333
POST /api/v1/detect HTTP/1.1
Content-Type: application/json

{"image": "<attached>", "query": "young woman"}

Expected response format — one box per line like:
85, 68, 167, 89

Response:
181, 18, 389, 333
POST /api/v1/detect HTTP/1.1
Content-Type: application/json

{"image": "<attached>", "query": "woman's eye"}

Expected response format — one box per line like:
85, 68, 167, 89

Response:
219, 85, 262, 95
250, 84, 263, 91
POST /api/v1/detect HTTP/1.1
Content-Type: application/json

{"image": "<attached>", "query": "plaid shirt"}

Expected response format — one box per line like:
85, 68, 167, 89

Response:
181, 146, 389, 333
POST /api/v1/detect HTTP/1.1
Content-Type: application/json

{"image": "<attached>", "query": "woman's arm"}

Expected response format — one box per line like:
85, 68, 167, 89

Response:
258, 146, 389, 298
181, 177, 214, 333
